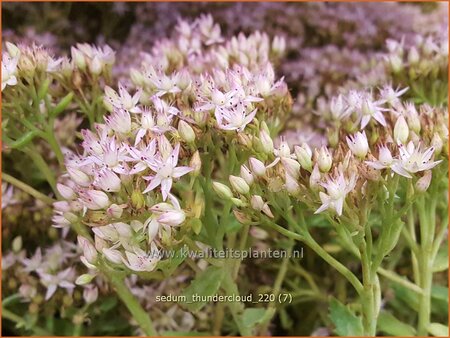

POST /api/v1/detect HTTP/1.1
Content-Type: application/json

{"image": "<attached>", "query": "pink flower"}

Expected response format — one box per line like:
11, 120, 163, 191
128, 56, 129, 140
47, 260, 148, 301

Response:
143, 143, 192, 200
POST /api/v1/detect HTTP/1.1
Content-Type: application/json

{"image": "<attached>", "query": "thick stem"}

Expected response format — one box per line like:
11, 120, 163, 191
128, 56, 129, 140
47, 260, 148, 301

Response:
417, 195, 437, 336
108, 273, 157, 336
360, 242, 377, 336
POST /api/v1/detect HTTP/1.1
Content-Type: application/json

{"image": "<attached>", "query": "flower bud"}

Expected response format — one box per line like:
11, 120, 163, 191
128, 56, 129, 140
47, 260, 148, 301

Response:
212, 182, 233, 199
231, 198, 246, 207
272, 36, 286, 56
229, 175, 250, 194
281, 158, 301, 179
431, 133, 443, 156
415, 171, 432, 193
346, 131, 369, 159
189, 151, 202, 176
250, 195, 274, 218
178, 120, 196, 143
102, 248, 123, 264
408, 46, 420, 65
12, 236, 22, 253
131, 189, 146, 209
309, 164, 321, 190
285, 174, 300, 194
250, 227, 269, 240
67, 167, 91, 187
388, 54, 403, 73
57, 183, 76, 200
249, 157, 266, 177
83, 286, 98, 304
295, 143, 313, 172
75, 274, 95, 286
89, 56, 102, 76
107, 204, 124, 219
158, 210, 186, 227
259, 129, 274, 154
394, 116, 409, 144
71, 47, 86, 71
240, 164, 254, 185
94, 236, 108, 251
78, 236, 98, 264
80, 190, 110, 210
405, 103, 421, 134
315, 147, 332, 173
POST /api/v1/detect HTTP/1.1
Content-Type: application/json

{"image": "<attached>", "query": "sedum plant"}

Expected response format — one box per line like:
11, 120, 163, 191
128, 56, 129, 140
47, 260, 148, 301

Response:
2, 10, 448, 337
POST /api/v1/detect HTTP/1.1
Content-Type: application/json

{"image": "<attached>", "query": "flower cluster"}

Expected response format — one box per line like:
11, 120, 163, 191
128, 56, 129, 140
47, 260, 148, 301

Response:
222, 86, 447, 219
53, 17, 291, 277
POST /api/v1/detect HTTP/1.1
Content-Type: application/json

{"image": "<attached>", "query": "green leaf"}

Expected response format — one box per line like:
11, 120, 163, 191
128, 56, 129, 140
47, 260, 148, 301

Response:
180, 266, 224, 312
329, 298, 363, 336
242, 308, 266, 329
377, 311, 416, 336
8, 130, 38, 149
51, 92, 74, 117
428, 323, 449, 337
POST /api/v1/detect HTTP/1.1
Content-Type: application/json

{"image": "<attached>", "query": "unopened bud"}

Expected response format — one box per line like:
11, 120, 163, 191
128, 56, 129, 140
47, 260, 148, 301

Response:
178, 120, 196, 143
259, 129, 274, 154
107, 204, 124, 219
282, 158, 301, 179
285, 174, 300, 194
394, 115, 409, 144
75, 274, 95, 286
316, 147, 332, 173
102, 248, 123, 264
189, 151, 202, 176
212, 182, 233, 199
131, 190, 146, 209
309, 164, 321, 190
12, 236, 22, 253
295, 143, 313, 172
57, 183, 76, 200
83, 286, 98, 304
77, 236, 98, 263
415, 171, 432, 192
71, 47, 86, 71
431, 133, 443, 156
240, 165, 254, 185
249, 157, 266, 177
229, 175, 250, 194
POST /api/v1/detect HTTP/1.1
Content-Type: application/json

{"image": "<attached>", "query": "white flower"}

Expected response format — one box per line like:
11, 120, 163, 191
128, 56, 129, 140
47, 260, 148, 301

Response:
122, 245, 160, 272
143, 143, 192, 200
366, 145, 395, 170
105, 108, 132, 134
104, 83, 141, 113
346, 131, 369, 158
315, 170, 357, 216
392, 142, 442, 178
379, 85, 408, 106
359, 95, 388, 129
39, 267, 76, 300
2, 52, 18, 91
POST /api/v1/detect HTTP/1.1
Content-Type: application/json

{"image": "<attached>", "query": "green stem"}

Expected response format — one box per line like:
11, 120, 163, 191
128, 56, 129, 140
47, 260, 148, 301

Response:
23, 147, 58, 195
108, 272, 157, 336
2, 172, 55, 205
2, 308, 52, 336
45, 124, 64, 166
360, 241, 377, 336
302, 232, 364, 295
417, 195, 437, 336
